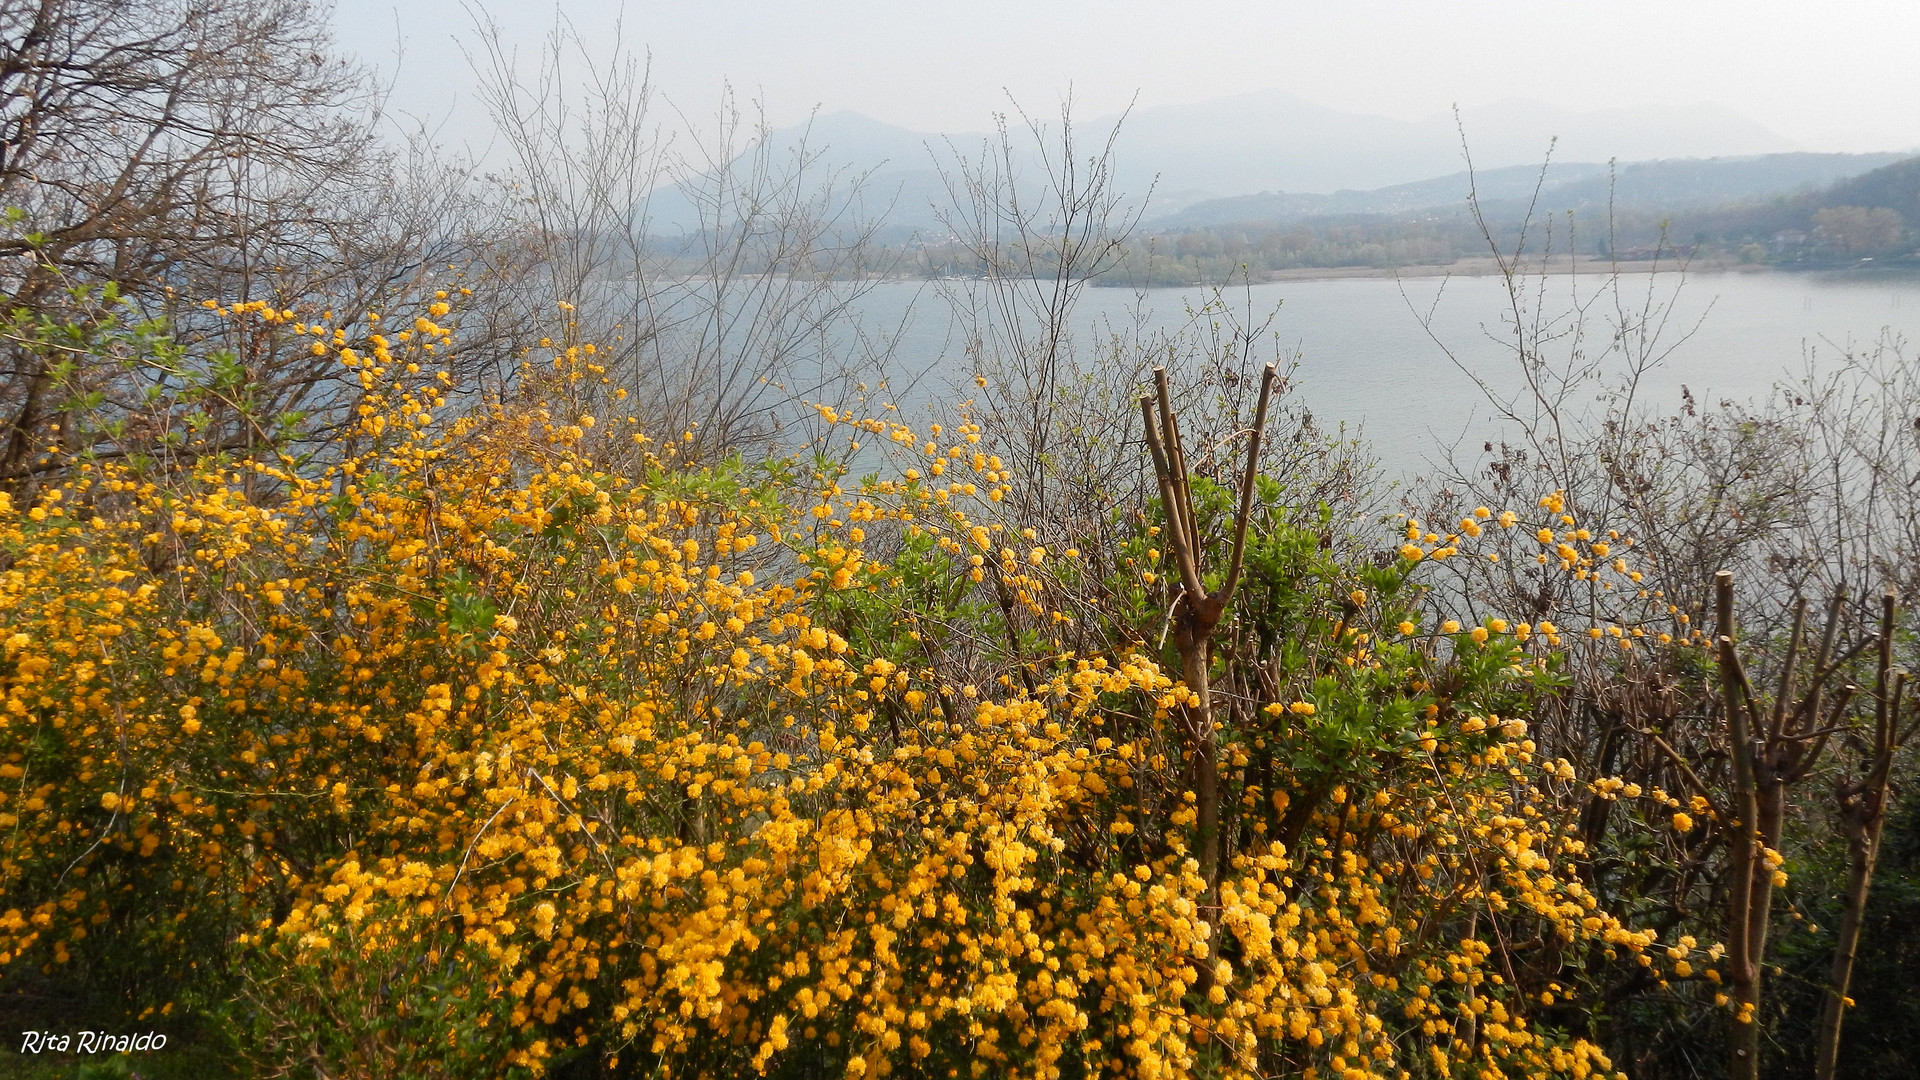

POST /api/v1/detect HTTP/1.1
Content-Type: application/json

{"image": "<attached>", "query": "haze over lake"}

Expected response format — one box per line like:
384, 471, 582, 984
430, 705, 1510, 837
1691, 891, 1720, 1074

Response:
857, 269, 1920, 481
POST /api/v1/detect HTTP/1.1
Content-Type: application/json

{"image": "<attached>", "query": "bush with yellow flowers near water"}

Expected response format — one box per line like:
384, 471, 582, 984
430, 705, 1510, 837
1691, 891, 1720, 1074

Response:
0, 297, 1698, 1079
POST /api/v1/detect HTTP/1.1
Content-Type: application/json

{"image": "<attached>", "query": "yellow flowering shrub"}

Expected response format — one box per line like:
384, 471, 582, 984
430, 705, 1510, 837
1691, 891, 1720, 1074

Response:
0, 299, 1687, 1079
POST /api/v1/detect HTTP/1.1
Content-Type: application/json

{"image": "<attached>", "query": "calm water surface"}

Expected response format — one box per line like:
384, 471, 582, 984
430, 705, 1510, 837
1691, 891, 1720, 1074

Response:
850, 270, 1920, 480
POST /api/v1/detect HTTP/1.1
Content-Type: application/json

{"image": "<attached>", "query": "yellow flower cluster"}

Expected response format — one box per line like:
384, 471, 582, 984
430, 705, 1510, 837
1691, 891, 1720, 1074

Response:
1394, 493, 1697, 652
0, 301, 1686, 1079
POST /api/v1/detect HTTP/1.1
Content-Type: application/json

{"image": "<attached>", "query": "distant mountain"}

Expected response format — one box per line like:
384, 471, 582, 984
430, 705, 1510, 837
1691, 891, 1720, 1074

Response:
1090, 91, 1801, 199
1536, 152, 1913, 214
639, 93, 1894, 246
1150, 162, 1610, 228
635, 111, 971, 241
1088, 90, 1455, 200
1448, 98, 1801, 173
1153, 153, 1910, 230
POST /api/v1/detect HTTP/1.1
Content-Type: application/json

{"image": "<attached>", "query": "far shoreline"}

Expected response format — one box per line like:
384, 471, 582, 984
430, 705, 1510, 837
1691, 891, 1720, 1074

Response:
1248, 254, 1766, 282
1066, 255, 1920, 287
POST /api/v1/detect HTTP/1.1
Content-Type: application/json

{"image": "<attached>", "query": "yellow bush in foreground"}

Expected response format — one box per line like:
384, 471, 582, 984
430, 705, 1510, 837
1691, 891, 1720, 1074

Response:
0, 303, 1684, 1079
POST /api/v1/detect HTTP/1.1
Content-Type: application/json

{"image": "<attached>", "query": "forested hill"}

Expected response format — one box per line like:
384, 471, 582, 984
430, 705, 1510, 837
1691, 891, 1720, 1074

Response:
1675, 155, 1920, 260
1829, 155, 1920, 218
1149, 152, 1910, 230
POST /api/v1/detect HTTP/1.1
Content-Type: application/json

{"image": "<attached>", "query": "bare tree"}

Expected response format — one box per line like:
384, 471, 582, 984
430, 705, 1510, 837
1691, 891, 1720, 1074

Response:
935, 94, 1148, 523
462, 7, 902, 461
1139, 362, 1278, 891
0, 0, 372, 290
0, 0, 490, 489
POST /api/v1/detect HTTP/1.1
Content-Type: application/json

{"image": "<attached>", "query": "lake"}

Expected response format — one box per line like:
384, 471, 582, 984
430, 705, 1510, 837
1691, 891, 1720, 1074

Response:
846, 268, 1920, 481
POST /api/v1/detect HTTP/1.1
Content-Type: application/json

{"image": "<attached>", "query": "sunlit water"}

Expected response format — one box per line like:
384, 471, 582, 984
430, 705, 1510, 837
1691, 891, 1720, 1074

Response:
841, 269, 1920, 483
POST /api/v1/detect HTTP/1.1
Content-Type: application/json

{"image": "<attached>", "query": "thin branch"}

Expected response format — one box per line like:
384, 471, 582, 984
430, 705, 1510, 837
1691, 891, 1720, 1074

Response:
1216, 362, 1278, 612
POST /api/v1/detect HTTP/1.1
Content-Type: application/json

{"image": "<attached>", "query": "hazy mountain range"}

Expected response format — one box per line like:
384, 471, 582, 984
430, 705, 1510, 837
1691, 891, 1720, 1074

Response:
1157, 153, 1913, 230
641, 90, 1915, 249
1091, 91, 1804, 201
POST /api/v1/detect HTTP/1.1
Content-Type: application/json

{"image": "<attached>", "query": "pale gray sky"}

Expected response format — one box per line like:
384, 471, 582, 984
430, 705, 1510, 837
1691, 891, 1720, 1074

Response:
331, 0, 1920, 155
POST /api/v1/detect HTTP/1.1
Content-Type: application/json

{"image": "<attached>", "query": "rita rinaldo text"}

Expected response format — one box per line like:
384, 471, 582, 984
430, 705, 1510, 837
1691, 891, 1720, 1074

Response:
18, 1030, 167, 1054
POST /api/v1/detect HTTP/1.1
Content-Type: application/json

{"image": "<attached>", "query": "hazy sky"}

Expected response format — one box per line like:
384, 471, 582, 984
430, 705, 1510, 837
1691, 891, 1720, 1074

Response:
331, 0, 1920, 154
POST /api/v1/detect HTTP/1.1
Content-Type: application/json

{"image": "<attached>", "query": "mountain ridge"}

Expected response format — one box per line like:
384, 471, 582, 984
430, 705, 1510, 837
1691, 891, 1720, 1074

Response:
1154, 152, 1914, 230
642, 93, 1910, 245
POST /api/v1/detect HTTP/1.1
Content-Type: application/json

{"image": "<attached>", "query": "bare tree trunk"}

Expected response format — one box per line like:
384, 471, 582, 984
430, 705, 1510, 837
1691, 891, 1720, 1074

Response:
0, 355, 48, 486
1175, 616, 1219, 887
1815, 808, 1885, 1080
1139, 363, 1277, 898
1717, 571, 1763, 1080
1815, 593, 1905, 1080
1714, 576, 1874, 1080
1724, 783, 1763, 1080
